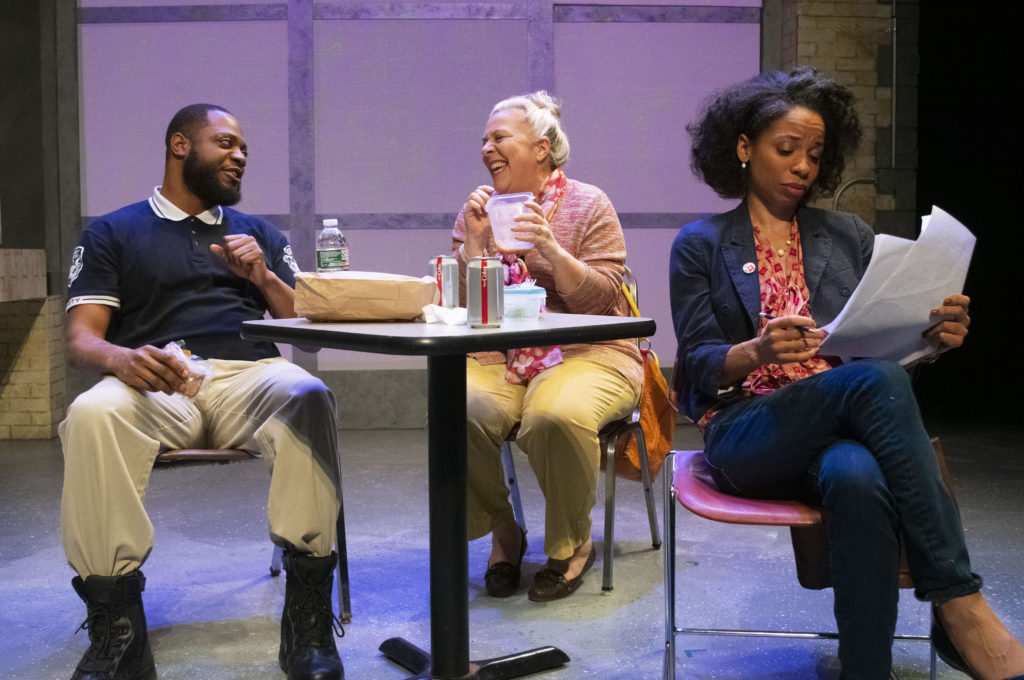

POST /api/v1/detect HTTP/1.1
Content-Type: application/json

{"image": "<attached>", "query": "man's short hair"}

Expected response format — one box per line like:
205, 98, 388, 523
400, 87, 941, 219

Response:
164, 104, 233, 152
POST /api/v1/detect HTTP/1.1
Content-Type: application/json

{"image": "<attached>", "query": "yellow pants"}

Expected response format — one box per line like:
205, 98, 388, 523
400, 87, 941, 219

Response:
59, 358, 341, 578
466, 357, 637, 560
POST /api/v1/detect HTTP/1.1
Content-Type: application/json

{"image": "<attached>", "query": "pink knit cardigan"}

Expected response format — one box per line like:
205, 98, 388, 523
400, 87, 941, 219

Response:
451, 178, 643, 391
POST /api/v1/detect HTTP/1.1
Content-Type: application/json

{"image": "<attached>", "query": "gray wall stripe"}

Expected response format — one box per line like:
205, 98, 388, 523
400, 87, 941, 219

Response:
286, 0, 319, 371
81, 213, 702, 230
528, 0, 555, 91
553, 5, 760, 23
314, 1, 526, 20
79, 4, 288, 24
80, 3, 757, 25
287, 0, 316, 273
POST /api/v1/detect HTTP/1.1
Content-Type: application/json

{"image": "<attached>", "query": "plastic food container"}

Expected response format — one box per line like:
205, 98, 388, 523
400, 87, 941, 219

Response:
503, 285, 546, 320
485, 192, 534, 252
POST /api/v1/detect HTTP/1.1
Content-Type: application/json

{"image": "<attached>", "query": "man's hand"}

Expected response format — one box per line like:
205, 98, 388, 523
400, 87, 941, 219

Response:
211, 234, 270, 286
110, 345, 190, 395
68, 304, 191, 394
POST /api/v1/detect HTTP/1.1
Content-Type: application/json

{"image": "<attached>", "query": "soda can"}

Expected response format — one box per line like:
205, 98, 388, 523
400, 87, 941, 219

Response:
467, 256, 503, 328
430, 255, 459, 309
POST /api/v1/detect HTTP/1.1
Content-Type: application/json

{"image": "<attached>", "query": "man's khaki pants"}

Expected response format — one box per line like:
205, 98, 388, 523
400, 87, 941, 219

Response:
465, 357, 637, 560
59, 357, 341, 578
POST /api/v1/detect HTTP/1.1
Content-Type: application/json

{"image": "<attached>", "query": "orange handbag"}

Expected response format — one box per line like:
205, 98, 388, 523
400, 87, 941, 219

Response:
615, 284, 674, 482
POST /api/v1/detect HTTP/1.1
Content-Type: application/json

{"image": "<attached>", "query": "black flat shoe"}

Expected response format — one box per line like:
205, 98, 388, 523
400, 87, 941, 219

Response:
484, 527, 526, 598
931, 603, 981, 679
528, 546, 596, 602
932, 603, 1024, 680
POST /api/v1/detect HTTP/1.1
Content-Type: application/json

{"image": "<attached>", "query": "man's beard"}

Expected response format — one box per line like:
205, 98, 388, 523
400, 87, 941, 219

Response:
182, 149, 242, 207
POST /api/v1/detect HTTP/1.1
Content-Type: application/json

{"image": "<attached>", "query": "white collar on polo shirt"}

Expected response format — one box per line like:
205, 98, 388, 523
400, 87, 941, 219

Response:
148, 186, 224, 225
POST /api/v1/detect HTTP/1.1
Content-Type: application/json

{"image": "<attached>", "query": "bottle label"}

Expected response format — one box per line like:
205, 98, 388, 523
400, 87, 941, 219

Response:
317, 248, 349, 270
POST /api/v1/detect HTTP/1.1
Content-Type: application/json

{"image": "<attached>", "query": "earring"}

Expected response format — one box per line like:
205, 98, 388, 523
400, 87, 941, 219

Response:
741, 161, 747, 170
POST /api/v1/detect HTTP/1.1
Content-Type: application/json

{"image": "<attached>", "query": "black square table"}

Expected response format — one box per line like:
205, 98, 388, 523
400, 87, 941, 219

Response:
242, 312, 656, 679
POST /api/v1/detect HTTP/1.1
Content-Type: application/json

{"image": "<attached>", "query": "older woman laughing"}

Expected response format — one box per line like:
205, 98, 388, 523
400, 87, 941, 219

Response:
451, 91, 642, 602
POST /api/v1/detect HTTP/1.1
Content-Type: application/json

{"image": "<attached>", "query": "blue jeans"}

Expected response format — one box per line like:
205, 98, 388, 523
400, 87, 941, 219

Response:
703, 359, 981, 679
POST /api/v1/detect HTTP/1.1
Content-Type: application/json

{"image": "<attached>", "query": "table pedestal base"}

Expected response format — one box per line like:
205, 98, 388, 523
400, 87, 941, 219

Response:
379, 637, 570, 679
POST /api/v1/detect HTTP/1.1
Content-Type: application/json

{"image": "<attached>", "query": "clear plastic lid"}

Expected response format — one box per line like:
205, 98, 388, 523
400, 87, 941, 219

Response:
503, 285, 545, 295
484, 193, 533, 213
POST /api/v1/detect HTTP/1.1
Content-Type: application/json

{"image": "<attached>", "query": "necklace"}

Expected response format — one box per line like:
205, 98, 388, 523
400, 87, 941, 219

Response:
755, 219, 797, 257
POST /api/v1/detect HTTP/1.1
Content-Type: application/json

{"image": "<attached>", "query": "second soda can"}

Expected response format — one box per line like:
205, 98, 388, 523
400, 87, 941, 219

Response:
430, 255, 459, 308
467, 256, 503, 328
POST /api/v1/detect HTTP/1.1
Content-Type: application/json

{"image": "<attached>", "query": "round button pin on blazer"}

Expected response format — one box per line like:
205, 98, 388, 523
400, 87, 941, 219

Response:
742, 262, 756, 274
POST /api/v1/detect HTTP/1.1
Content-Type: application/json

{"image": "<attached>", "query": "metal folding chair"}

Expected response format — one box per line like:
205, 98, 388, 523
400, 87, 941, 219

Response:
500, 264, 661, 592
662, 447, 938, 679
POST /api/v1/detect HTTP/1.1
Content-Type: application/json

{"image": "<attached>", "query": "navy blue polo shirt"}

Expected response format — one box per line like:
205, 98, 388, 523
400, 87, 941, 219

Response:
66, 191, 300, 360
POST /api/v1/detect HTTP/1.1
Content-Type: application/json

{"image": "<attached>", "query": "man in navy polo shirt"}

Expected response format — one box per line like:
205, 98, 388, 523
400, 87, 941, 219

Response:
60, 104, 344, 680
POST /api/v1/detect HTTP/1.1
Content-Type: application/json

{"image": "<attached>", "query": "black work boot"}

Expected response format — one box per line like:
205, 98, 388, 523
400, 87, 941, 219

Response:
71, 569, 156, 680
279, 551, 345, 680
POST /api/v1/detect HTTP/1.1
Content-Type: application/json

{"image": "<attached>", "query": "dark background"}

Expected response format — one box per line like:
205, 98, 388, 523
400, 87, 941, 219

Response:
914, 4, 1023, 422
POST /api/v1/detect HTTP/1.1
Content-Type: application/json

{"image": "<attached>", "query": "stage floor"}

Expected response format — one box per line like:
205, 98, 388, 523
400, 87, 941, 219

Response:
1, 420, 1020, 679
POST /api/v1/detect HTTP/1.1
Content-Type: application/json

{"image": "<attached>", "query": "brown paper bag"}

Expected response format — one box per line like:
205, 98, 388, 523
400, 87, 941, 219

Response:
294, 271, 439, 321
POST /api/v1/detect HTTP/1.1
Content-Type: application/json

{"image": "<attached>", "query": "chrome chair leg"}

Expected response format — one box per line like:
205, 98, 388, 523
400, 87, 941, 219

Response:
663, 452, 677, 680
603, 421, 661, 591
501, 441, 527, 532
929, 607, 937, 680
502, 423, 661, 593
603, 431, 618, 591
636, 426, 661, 549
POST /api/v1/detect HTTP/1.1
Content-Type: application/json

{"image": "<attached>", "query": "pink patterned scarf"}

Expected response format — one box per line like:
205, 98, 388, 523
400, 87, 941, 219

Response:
503, 168, 568, 384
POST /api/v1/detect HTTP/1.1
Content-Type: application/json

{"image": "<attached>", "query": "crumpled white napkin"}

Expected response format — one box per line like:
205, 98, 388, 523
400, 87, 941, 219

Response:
422, 304, 468, 325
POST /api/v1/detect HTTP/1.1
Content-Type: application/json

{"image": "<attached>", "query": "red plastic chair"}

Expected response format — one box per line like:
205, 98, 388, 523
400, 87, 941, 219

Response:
663, 447, 938, 679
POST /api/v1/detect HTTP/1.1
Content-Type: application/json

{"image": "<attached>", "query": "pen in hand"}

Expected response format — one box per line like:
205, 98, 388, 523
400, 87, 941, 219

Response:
759, 312, 817, 335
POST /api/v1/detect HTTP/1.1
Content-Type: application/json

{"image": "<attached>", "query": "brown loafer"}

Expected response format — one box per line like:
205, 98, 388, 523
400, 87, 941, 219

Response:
528, 548, 596, 602
484, 527, 526, 598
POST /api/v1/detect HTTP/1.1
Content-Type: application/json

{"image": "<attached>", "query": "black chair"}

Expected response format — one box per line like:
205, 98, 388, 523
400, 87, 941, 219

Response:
155, 447, 351, 622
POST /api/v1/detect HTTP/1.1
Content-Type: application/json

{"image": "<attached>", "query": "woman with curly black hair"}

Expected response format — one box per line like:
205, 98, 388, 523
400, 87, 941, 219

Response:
670, 67, 1024, 679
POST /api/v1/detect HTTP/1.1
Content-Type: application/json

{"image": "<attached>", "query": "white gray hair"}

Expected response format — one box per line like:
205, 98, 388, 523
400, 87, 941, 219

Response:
490, 90, 570, 169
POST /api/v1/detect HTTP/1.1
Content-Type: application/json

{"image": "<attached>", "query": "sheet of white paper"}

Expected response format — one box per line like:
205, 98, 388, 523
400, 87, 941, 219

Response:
819, 206, 975, 364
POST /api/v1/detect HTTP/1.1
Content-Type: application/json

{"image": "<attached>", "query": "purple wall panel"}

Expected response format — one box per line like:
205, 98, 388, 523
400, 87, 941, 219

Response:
554, 21, 758, 214
624, 227, 687, 362
80, 0, 280, 6
565, 0, 759, 4
79, 20, 289, 216
77, 1, 762, 370
313, 19, 529, 214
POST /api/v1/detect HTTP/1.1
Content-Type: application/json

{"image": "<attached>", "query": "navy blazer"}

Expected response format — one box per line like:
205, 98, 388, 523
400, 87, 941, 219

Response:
669, 201, 874, 422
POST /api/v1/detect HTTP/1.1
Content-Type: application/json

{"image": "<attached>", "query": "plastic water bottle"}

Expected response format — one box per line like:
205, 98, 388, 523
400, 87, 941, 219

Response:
316, 218, 349, 272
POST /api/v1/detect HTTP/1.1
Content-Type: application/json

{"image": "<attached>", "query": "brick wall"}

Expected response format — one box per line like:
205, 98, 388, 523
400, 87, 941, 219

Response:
0, 248, 47, 302
0, 295, 66, 439
1, 249, 65, 439
779, 0, 918, 237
